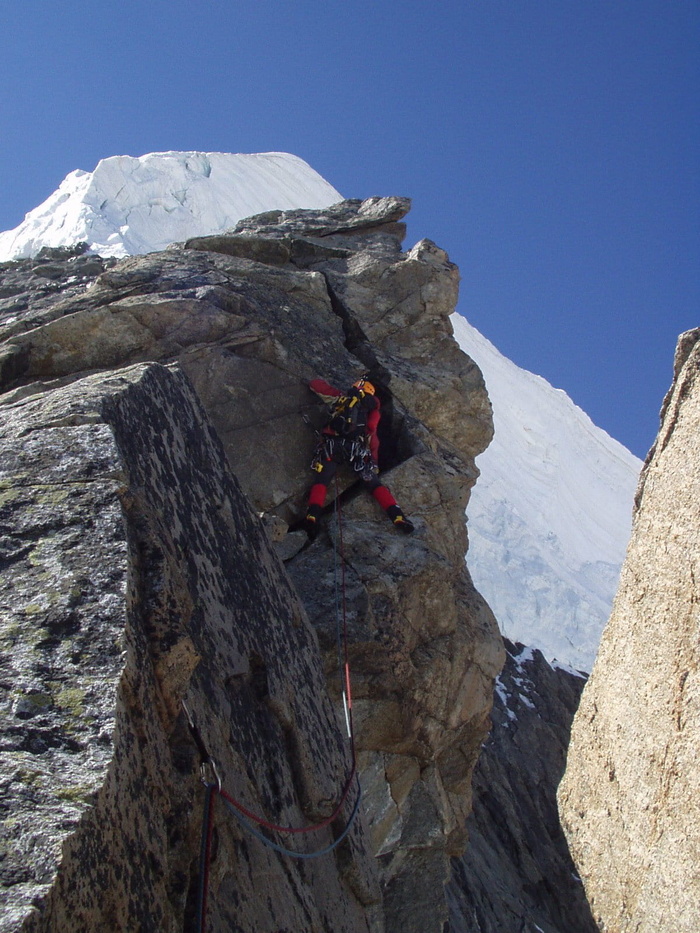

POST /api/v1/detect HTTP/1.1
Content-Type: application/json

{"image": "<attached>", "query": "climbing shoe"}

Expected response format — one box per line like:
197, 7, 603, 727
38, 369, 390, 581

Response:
304, 511, 320, 540
393, 516, 414, 534
386, 504, 414, 534
392, 514, 415, 534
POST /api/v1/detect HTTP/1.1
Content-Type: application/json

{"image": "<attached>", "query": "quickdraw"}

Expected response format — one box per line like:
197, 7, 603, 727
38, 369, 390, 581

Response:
310, 434, 372, 473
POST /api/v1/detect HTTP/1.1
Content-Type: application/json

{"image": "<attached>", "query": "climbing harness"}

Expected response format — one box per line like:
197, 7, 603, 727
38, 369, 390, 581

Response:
307, 376, 377, 480
310, 433, 373, 475
327, 385, 372, 438
188, 477, 359, 932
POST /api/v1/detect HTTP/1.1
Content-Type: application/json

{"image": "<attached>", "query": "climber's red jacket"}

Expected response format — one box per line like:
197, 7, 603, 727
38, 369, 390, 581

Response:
309, 378, 381, 464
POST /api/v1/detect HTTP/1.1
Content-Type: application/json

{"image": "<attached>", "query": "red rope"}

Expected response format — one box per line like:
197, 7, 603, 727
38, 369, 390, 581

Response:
210, 477, 357, 836
196, 476, 358, 932
217, 761, 355, 835
336, 475, 350, 675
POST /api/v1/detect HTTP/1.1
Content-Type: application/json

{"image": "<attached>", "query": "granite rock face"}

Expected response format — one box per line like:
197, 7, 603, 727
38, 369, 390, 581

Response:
1, 364, 376, 933
1, 198, 504, 931
447, 641, 597, 933
559, 329, 700, 933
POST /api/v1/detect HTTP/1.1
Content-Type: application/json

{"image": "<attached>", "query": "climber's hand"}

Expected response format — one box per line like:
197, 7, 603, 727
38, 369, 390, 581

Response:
361, 461, 379, 482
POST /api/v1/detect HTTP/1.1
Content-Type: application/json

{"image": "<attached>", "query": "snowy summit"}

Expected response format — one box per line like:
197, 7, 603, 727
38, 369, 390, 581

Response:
0, 151, 343, 261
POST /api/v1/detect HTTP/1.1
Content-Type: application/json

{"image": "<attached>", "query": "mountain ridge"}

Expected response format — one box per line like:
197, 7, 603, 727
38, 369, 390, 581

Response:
0, 149, 642, 670
451, 312, 641, 671
0, 195, 503, 932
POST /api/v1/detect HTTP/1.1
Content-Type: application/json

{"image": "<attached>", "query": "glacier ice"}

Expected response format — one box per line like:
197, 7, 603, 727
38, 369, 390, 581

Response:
0, 151, 343, 261
452, 312, 642, 671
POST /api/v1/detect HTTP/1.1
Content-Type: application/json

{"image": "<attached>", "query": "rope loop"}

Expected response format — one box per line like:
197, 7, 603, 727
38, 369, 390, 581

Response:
193, 473, 358, 930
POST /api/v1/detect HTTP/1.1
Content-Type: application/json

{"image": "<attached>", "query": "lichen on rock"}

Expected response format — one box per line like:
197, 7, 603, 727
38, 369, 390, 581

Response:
1, 197, 503, 932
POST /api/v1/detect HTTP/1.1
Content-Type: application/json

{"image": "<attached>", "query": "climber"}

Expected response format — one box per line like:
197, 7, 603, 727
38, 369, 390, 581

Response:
303, 375, 414, 538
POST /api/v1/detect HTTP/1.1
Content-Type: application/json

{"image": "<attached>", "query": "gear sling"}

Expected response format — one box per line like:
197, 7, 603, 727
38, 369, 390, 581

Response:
304, 377, 414, 535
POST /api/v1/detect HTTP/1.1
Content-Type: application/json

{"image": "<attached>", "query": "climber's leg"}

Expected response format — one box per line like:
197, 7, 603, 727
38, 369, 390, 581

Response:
304, 459, 337, 536
364, 477, 415, 534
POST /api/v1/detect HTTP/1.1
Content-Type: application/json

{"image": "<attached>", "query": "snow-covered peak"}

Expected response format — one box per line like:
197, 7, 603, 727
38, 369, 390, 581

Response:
452, 312, 642, 672
0, 151, 343, 260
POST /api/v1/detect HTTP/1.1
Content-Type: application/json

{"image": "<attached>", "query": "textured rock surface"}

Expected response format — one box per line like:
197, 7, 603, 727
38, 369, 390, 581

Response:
1, 364, 377, 933
447, 640, 597, 933
559, 328, 700, 933
1, 198, 504, 931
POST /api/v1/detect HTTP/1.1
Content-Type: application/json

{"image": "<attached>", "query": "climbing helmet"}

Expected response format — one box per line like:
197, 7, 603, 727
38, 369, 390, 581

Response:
353, 376, 375, 396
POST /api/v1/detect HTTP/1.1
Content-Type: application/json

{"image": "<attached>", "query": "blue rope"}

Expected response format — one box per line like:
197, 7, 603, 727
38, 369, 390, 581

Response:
195, 778, 361, 931
219, 779, 362, 860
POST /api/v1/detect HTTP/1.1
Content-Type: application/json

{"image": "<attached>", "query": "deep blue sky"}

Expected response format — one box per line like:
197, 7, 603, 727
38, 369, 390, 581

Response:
2, 1, 698, 459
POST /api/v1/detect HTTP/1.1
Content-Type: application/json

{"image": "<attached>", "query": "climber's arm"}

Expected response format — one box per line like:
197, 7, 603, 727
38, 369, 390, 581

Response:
367, 402, 380, 464
309, 378, 341, 402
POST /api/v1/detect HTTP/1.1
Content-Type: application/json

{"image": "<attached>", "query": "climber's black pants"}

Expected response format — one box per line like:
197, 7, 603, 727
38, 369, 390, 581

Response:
307, 438, 398, 515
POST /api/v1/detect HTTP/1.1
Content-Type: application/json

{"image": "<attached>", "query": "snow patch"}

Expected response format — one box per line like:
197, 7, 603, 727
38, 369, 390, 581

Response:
494, 677, 517, 721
